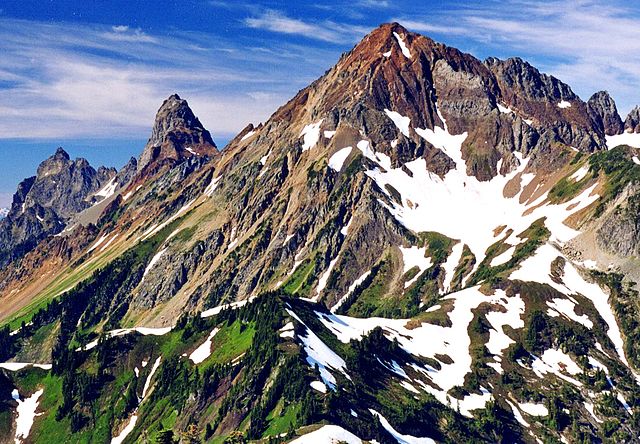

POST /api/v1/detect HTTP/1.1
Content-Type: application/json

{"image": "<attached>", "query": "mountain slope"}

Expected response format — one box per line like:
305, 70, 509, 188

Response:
2, 22, 640, 443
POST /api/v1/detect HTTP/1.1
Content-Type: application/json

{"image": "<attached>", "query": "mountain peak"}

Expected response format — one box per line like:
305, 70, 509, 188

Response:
138, 94, 217, 172
53, 147, 70, 160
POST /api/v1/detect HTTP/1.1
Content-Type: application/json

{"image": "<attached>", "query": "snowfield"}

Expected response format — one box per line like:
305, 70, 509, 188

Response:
370, 105, 599, 286
309, 286, 526, 417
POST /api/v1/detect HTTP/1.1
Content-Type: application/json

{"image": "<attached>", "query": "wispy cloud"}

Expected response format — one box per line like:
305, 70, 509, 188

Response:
0, 18, 340, 139
395, 0, 640, 115
244, 10, 368, 43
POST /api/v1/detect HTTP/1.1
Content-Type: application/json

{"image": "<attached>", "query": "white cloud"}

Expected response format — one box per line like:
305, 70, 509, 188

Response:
0, 18, 335, 139
244, 10, 368, 43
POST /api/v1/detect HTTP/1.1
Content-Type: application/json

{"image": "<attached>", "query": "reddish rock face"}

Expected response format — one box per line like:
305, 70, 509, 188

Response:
267, 23, 612, 182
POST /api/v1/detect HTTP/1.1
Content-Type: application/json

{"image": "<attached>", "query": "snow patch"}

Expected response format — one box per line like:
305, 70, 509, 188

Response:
89, 233, 109, 252
13, 389, 43, 444
95, 178, 117, 201
315, 287, 520, 417
511, 243, 629, 368
241, 130, 256, 141
201, 296, 256, 318
310, 380, 327, 393
546, 298, 593, 329
111, 415, 138, 444
300, 120, 323, 152
570, 165, 589, 182
189, 328, 220, 364
384, 109, 411, 137
260, 150, 271, 166
442, 242, 464, 293
0, 363, 52, 371
393, 32, 412, 59
331, 270, 371, 313
399, 246, 432, 288
328, 146, 353, 172
286, 309, 349, 389
204, 175, 222, 197
497, 103, 513, 114
519, 402, 549, 417
143, 247, 167, 278
316, 256, 339, 296
484, 294, 525, 373
370, 409, 435, 443
489, 245, 515, 267
557, 100, 572, 109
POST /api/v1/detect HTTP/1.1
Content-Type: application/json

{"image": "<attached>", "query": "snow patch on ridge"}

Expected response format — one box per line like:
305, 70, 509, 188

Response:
300, 120, 323, 151
328, 146, 353, 171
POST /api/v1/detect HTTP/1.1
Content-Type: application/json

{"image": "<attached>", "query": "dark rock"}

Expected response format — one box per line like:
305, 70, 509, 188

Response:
624, 106, 640, 133
138, 94, 218, 173
588, 91, 624, 135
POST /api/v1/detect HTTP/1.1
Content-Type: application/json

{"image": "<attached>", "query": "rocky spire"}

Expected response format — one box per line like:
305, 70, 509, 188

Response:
138, 94, 217, 172
587, 91, 624, 136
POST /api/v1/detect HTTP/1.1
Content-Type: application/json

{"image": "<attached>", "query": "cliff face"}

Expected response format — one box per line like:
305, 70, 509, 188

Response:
588, 90, 624, 136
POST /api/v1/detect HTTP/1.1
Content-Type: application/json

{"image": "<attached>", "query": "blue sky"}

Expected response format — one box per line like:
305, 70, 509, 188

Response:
1, 0, 640, 206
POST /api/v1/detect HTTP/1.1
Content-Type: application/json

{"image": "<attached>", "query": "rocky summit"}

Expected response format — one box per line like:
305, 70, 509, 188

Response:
3, 23, 640, 444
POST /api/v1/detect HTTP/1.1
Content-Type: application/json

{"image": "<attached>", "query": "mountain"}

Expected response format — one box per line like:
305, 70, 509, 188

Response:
137, 94, 218, 176
2, 22, 640, 444
0, 147, 118, 268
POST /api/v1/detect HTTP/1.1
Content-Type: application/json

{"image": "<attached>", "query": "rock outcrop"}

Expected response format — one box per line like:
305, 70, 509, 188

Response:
0, 148, 116, 266
624, 106, 640, 133
137, 94, 218, 173
587, 90, 624, 135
